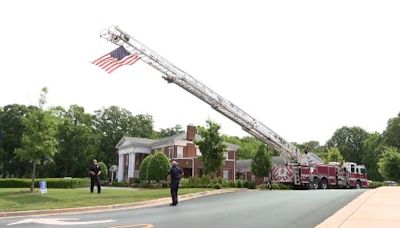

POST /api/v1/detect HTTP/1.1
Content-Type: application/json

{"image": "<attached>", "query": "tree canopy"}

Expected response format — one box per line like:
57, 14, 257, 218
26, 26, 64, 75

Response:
196, 120, 226, 176
326, 126, 369, 164
378, 147, 400, 181
324, 147, 344, 163
251, 144, 272, 177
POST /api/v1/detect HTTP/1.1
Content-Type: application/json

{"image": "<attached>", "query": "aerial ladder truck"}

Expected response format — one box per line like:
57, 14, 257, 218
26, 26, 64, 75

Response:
98, 26, 368, 189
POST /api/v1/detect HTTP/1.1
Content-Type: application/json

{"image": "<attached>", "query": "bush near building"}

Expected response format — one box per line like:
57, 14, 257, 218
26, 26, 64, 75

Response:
98, 162, 108, 181
139, 155, 152, 182
139, 152, 170, 185
147, 152, 171, 182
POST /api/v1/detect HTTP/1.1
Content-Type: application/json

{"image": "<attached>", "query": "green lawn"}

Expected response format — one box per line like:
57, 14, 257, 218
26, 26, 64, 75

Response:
0, 188, 208, 212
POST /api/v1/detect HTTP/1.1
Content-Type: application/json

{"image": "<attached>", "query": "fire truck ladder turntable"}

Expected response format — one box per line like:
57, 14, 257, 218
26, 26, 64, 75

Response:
99, 26, 303, 164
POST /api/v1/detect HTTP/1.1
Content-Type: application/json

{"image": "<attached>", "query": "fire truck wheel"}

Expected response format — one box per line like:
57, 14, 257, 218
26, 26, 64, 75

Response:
356, 180, 361, 189
319, 178, 328, 190
312, 177, 319, 190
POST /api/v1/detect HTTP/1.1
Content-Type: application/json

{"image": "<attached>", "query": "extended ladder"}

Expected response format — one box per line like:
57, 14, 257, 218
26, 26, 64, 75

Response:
99, 26, 302, 163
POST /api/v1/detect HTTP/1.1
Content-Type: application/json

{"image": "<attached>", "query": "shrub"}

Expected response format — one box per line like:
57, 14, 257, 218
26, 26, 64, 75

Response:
228, 181, 236, 188
257, 184, 268, 189
271, 183, 280, 189
147, 152, 171, 182
270, 183, 291, 190
213, 183, 222, 189
179, 178, 189, 188
247, 181, 256, 189
98, 162, 108, 181
200, 175, 211, 187
111, 181, 129, 187
369, 181, 384, 189
139, 154, 153, 182
235, 179, 244, 188
0, 178, 90, 188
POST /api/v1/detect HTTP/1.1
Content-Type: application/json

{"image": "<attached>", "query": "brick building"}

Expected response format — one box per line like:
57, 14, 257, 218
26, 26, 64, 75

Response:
115, 125, 239, 182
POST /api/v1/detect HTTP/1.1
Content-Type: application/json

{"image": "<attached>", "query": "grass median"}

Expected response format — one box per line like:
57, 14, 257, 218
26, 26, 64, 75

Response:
0, 187, 209, 212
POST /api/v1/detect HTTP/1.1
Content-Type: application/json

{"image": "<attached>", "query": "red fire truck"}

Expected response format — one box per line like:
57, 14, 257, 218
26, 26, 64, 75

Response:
272, 161, 369, 189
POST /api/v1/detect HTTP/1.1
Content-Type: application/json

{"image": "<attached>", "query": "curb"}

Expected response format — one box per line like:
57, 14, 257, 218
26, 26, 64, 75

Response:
315, 188, 378, 228
0, 188, 244, 219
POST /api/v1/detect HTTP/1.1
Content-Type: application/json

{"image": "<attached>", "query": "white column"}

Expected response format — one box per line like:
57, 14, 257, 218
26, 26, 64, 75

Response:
128, 153, 136, 179
117, 154, 124, 182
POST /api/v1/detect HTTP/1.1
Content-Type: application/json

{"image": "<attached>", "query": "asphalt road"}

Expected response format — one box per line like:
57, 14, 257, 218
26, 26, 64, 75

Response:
1, 189, 365, 228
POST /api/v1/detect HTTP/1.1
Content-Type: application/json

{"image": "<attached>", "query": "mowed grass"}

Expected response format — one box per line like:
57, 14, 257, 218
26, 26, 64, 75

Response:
0, 188, 208, 212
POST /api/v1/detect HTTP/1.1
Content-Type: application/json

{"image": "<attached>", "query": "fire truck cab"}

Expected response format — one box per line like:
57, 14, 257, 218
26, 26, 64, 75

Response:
310, 162, 368, 189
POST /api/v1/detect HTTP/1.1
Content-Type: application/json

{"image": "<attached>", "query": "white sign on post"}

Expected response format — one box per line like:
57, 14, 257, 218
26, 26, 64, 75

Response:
39, 180, 47, 194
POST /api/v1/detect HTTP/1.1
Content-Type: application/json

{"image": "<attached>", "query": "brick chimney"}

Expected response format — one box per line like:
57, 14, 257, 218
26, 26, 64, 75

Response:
187, 124, 196, 141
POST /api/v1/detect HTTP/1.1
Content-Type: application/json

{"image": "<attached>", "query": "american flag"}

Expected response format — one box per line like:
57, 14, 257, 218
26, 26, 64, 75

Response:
92, 46, 141, 73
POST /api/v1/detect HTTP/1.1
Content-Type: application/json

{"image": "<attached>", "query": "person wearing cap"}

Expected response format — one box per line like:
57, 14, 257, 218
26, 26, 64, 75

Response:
169, 160, 183, 206
89, 159, 101, 194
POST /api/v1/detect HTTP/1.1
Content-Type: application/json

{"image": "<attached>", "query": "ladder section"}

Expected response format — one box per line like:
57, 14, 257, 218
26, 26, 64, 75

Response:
100, 26, 301, 163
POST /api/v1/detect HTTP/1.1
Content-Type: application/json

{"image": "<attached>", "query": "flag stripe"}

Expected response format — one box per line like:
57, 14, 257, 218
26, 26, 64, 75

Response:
104, 55, 141, 73
106, 56, 141, 73
91, 46, 141, 73
103, 55, 139, 71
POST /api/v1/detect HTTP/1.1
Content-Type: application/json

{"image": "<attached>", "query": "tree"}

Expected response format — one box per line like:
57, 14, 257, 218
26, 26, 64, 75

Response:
196, 120, 226, 176
326, 126, 369, 164
94, 106, 154, 167
324, 147, 345, 163
382, 116, 400, 149
155, 125, 184, 138
378, 147, 400, 181
0, 104, 30, 177
139, 154, 153, 182
52, 105, 99, 177
147, 152, 171, 182
223, 135, 264, 159
251, 144, 272, 177
363, 132, 383, 181
238, 136, 263, 159
15, 88, 59, 192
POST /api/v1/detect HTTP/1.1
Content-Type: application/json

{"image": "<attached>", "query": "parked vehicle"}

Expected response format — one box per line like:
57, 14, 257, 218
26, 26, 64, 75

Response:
272, 161, 369, 189
383, 181, 397, 186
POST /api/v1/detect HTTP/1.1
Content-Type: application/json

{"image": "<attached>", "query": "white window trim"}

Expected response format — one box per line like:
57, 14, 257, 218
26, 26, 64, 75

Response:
177, 146, 183, 158
224, 152, 229, 160
223, 170, 229, 180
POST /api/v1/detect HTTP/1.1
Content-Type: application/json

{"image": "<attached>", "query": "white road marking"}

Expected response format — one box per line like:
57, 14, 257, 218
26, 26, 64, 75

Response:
7, 218, 115, 226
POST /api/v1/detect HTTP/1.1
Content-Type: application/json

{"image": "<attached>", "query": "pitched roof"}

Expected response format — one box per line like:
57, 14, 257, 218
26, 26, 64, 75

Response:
236, 159, 252, 172
116, 131, 240, 152
116, 137, 156, 148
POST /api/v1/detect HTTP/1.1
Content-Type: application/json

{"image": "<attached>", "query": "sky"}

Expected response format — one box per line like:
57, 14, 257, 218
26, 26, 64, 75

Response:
0, 0, 399, 145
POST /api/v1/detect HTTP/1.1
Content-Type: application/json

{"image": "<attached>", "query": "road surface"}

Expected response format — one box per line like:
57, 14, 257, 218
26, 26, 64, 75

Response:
1, 189, 365, 228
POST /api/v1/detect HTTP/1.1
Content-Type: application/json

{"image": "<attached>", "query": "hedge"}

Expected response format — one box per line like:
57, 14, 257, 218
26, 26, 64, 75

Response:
0, 178, 90, 188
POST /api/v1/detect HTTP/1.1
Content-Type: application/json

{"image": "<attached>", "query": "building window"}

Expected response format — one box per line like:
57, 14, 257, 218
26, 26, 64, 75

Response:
223, 170, 229, 180
177, 146, 183, 158
224, 152, 228, 160
168, 147, 173, 159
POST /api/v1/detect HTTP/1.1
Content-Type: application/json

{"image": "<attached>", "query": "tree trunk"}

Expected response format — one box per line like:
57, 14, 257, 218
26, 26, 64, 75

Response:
30, 160, 37, 193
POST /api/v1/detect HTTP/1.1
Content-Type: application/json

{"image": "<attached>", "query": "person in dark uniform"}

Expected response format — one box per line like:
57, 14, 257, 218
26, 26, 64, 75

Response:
169, 161, 183, 206
89, 159, 101, 193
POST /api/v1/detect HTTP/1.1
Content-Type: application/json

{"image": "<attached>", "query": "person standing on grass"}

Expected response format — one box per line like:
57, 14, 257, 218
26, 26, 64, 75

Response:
169, 160, 183, 206
89, 159, 101, 194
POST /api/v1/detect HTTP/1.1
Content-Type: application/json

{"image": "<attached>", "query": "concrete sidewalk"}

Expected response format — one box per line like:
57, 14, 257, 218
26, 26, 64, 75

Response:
317, 186, 400, 228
